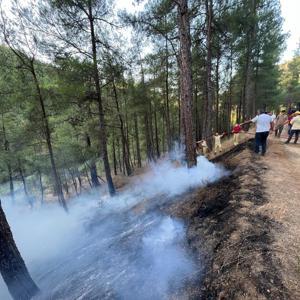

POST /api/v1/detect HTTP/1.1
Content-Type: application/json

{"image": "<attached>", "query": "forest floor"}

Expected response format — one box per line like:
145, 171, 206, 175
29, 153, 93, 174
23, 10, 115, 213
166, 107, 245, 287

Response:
168, 136, 300, 299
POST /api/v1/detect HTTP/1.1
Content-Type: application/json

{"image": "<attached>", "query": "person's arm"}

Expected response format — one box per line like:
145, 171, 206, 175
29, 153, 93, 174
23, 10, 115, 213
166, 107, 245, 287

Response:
241, 115, 258, 126
290, 117, 295, 125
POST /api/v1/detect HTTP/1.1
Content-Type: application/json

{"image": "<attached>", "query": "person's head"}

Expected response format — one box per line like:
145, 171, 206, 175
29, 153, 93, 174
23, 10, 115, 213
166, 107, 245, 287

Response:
281, 110, 286, 114
215, 132, 219, 136
235, 123, 239, 126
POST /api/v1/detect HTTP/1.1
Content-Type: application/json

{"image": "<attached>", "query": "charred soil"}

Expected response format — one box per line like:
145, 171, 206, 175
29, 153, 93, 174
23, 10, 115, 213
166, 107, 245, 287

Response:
169, 140, 299, 299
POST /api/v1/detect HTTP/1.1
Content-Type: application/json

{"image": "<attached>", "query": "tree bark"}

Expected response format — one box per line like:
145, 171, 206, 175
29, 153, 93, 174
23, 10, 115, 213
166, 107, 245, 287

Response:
112, 133, 118, 176
84, 165, 93, 188
18, 160, 33, 208
2, 118, 14, 202
202, 0, 214, 147
244, 0, 257, 119
134, 113, 142, 168
88, 2, 115, 195
144, 112, 155, 162
86, 134, 101, 187
37, 169, 44, 205
154, 104, 160, 158
77, 174, 82, 194
164, 33, 172, 151
215, 48, 220, 132
177, 0, 196, 167
0, 200, 39, 300
116, 138, 122, 173
227, 46, 233, 134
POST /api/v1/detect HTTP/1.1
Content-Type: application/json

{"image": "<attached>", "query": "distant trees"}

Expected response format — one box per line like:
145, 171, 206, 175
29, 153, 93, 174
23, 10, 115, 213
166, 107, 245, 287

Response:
42, 0, 116, 195
0, 200, 39, 299
279, 43, 300, 106
0, 0, 286, 206
1, 4, 68, 211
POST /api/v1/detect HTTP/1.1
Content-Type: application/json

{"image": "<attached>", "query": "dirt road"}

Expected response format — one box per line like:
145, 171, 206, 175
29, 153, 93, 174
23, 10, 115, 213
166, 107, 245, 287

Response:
170, 138, 300, 299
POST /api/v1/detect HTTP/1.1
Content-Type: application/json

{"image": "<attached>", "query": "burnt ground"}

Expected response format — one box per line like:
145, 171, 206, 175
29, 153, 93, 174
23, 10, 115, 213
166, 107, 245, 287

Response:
168, 139, 300, 300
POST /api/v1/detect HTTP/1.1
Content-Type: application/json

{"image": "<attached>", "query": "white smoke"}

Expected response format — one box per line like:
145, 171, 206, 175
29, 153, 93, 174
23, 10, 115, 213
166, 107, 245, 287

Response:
0, 155, 227, 299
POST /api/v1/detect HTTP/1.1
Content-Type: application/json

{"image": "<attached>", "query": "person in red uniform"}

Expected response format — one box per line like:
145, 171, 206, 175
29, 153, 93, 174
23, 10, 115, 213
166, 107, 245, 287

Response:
232, 123, 242, 146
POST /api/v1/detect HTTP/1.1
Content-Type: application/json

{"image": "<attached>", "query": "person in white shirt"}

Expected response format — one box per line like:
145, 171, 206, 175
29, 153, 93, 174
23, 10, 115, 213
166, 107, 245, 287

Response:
201, 139, 209, 156
196, 140, 209, 156
213, 133, 224, 154
250, 110, 273, 155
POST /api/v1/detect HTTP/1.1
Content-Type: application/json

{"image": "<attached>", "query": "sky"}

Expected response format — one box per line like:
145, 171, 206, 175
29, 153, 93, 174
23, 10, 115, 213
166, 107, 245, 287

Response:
116, 0, 299, 63
1, 0, 299, 63
280, 0, 300, 62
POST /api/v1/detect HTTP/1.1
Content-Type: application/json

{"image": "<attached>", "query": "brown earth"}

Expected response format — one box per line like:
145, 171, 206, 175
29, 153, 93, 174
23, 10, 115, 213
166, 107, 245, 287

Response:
168, 137, 300, 299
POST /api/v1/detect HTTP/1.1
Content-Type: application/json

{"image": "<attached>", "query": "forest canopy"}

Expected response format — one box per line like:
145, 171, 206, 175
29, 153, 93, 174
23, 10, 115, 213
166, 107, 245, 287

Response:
0, 0, 296, 206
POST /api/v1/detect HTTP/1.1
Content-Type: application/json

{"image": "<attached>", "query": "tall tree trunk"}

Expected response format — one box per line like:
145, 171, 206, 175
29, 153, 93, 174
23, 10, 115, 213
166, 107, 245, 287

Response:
227, 46, 233, 134
30, 61, 67, 212
2, 117, 14, 202
112, 79, 132, 176
68, 169, 79, 196
18, 159, 32, 208
116, 138, 122, 173
154, 105, 160, 158
202, 0, 214, 147
215, 49, 220, 132
85, 134, 100, 187
37, 169, 44, 205
0, 200, 39, 300
177, 0, 196, 167
8, 164, 14, 202
134, 113, 142, 168
84, 165, 93, 188
244, 0, 257, 119
194, 82, 201, 140
77, 174, 82, 194
112, 133, 118, 176
162, 114, 166, 153
88, 2, 115, 196
144, 112, 155, 162
244, 36, 252, 120
62, 170, 69, 196
18, 159, 28, 198
177, 80, 181, 141
165, 33, 172, 151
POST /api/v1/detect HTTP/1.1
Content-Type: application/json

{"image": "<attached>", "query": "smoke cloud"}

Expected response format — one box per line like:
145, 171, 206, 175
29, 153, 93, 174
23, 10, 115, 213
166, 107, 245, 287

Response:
0, 155, 227, 299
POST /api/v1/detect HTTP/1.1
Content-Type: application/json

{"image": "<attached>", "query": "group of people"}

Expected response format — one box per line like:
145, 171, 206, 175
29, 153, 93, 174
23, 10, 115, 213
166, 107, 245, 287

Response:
196, 127, 241, 157
196, 107, 300, 157
250, 108, 300, 154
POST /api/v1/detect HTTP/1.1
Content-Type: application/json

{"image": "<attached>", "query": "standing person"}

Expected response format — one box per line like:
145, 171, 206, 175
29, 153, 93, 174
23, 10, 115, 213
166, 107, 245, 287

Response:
270, 111, 276, 123
213, 133, 225, 154
285, 111, 300, 144
232, 123, 242, 146
275, 110, 288, 138
287, 109, 296, 135
196, 139, 209, 156
201, 139, 209, 156
250, 110, 274, 155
